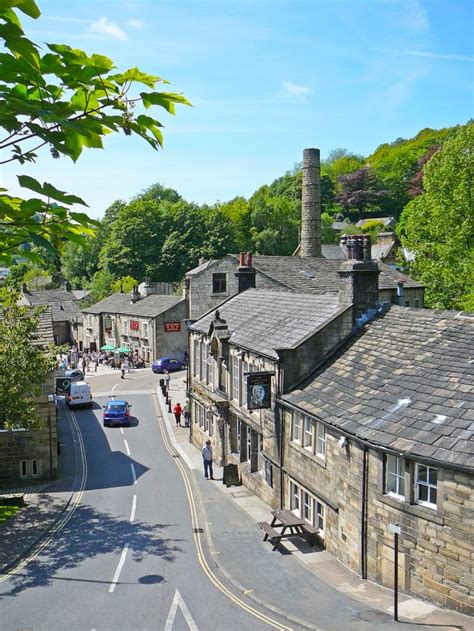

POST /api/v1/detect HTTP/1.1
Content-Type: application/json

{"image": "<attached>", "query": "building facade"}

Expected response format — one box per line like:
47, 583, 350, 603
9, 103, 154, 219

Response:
187, 250, 473, 614
82, 289, 187, 362
0, 307, 57, 484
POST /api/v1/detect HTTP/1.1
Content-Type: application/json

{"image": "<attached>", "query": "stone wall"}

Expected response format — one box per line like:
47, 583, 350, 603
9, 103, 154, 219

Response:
187, 256, 283, 320
378, 287, 424, 308
281, 406, 473, 614
0, 373, 57, 485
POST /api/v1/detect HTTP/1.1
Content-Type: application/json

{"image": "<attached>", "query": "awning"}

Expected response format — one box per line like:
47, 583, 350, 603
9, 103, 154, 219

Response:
116, 347, 130, 353
100, 344, 116, 351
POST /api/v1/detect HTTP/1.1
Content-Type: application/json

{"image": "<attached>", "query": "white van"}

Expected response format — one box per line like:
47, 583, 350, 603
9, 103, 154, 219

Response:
67, 381, 93, 408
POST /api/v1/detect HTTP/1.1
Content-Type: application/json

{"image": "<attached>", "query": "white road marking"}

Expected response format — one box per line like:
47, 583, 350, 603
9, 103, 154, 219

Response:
111, 383, 119, 392
164, 589, 198, 631
130, 495, 137, 522
109, 543, 129, 593
120, 427, 124, 434
124, 439, 131, 456
130, 463, 137, 484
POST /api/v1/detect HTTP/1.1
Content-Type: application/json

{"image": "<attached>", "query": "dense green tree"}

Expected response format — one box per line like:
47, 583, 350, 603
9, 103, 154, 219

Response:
398, 123, 473, 309
61, 238, 99, 288
0, 0, 189, 268
369, 127, 455, 215
0, 299, 56, 431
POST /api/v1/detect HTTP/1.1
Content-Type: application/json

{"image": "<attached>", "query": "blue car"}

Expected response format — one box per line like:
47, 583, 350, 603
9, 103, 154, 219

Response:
152, 357, 186, 374
103, 399, 132, 427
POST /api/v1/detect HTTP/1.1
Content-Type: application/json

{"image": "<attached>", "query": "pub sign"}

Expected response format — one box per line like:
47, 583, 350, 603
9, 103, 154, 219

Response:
130, 320, 139, 331
164, 321, 181, 332
246, 372, 272, 410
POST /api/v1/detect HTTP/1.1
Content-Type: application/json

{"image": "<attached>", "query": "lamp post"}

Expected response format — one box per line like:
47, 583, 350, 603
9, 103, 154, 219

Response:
47, 394, 55, 479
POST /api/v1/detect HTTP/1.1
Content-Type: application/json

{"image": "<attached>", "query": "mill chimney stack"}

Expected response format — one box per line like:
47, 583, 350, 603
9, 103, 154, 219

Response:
300, 147, 322, 257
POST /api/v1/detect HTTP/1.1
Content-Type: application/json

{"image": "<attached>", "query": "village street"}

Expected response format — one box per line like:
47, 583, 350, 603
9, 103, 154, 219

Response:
0, 367, 467, 631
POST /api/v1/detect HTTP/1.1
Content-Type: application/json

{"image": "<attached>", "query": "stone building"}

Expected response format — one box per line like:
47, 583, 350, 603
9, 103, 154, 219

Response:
18, 282, 81, 346
186, 253, 424, 321
82, 286, 187, 362
0, 307, 58, 484
187, 245, 473, 614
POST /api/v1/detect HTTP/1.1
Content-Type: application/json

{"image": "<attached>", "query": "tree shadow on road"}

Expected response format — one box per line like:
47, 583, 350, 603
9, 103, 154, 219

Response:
1, 499, 184, 598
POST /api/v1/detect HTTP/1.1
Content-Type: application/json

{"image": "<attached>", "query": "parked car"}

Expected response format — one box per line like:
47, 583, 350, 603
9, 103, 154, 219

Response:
66, 381, 93, 408
65, 369, 84, 382
103, 399, 132, 427
152, 357, 186, 374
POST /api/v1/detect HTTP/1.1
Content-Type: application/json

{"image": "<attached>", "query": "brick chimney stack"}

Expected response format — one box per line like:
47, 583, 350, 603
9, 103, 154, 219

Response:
235, 252, 256, 293
300, 147, 322, 257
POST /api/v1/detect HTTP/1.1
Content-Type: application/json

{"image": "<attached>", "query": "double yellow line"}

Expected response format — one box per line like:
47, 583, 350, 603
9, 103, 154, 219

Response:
0, 406, 88, 583
152, 393, 293, 631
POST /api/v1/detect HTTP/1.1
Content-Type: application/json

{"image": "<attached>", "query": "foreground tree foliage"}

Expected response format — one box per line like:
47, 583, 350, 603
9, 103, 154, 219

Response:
398, 123, 474, 310
0, 0, 189, 267
0, 299, 56, 431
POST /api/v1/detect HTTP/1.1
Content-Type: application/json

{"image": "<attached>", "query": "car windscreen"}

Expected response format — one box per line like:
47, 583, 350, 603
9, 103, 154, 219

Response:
108, 404, 126, 411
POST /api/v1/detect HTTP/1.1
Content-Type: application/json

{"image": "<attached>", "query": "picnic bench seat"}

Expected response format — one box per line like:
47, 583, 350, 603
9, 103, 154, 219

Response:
301, 523, 324, 546
258, 521, 283, 550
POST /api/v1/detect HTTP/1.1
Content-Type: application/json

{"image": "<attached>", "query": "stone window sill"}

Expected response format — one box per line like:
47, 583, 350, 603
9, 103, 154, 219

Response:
378, 493, 443, 525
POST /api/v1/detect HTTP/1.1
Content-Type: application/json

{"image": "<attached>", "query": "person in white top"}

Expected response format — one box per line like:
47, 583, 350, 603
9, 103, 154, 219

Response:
201, 440, 214, 479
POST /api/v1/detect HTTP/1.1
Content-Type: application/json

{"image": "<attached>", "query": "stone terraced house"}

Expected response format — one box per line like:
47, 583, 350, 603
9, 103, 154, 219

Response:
82, 287, 187, 363
0, 306, 58, 484
187, 252, 473, 615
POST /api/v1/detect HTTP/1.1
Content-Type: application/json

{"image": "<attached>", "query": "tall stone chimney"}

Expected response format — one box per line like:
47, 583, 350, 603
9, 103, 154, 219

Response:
235, 252, 256, 293
300, 147, 322, 257
338, 235, 380, 326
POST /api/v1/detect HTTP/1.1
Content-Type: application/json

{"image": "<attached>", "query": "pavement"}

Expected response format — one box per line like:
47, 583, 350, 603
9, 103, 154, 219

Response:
0, 366, 472, 630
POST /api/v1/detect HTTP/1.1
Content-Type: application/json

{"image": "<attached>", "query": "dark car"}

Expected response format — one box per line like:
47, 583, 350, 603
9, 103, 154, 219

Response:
103, 399, 132, 427
152, 357, 186, 374
65, 369, 85, 382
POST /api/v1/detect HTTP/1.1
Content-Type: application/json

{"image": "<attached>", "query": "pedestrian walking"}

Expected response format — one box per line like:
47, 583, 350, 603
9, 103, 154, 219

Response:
164, 369, 170, 390
173, 402, 183, 426
120, 361, 126, 379
202, 440, 214, 480
85, 355, 90, 373
183, 403, 190, 427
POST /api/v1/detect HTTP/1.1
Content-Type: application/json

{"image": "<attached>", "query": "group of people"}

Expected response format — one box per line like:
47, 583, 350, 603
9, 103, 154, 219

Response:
172, 401, 190, 427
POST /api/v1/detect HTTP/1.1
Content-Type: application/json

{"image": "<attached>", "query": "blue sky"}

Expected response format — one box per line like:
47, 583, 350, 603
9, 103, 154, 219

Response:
1, 0, 473, 219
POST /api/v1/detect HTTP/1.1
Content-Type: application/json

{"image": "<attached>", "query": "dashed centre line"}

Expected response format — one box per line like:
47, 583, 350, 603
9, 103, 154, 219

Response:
130, 495, 137, 523
124, 439, 131, 456
130, 463, 137, 484
109, 543, 129, 593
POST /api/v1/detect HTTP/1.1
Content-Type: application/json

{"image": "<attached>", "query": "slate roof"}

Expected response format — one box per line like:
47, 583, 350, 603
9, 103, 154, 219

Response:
83, 293, 184, 318
249, 256, 422, 293
186, 255, 422, 293
33, 306, 55, 346
190, 289, 344, 359
356, 216, 395, 228
284, 306, 474, 470
22, 289, 80, 322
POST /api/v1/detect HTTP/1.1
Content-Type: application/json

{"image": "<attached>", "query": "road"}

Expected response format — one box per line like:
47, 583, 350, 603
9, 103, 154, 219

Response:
0, 368, 457, 631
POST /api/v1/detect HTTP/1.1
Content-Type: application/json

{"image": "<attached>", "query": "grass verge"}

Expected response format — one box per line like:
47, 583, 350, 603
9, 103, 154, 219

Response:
0, 504, 20, 526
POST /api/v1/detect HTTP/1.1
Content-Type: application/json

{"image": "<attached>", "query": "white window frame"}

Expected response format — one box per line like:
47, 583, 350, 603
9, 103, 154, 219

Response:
415, 463, 438, 509
212, 272, 227, 295
315, 422, 326, 459
289, 479, 326, 535
291, 412, 302, 444
303, 417, 313, 451
231, 355, 240, 401
123, 319, 128, 335
142, 322, 148, 339
20, 459, 28, 478
385, 454, 405, 498
193, 338, 199, 377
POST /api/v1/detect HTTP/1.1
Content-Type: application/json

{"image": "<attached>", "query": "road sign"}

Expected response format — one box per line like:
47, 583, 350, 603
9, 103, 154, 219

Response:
389, 523, 401, 535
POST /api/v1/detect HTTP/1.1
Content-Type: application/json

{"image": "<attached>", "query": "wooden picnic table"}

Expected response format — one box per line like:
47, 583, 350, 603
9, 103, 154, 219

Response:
270, 509, 306, 535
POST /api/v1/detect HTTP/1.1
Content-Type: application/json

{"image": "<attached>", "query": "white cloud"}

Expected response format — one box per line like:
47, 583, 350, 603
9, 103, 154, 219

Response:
386, 49, 474, 63
127, 18, 144, 29
281, 81, 313, 100
89, 17, 127, 41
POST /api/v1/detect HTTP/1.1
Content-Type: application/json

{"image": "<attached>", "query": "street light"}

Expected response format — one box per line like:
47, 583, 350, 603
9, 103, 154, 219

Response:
47, 394, 55, 479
